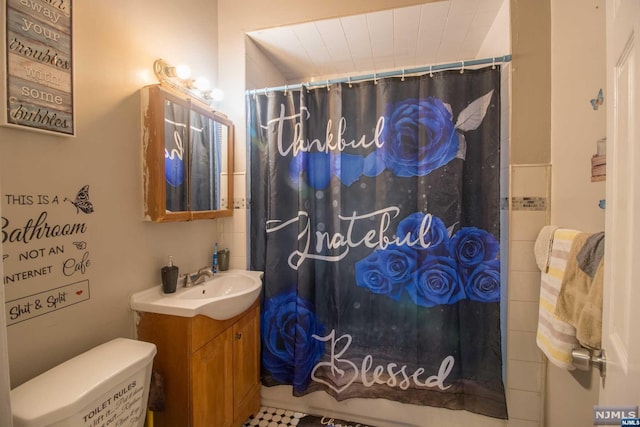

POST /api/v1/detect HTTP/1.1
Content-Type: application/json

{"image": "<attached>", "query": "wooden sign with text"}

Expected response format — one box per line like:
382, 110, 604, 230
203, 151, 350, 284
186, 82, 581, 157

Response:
1, 0, 74, 136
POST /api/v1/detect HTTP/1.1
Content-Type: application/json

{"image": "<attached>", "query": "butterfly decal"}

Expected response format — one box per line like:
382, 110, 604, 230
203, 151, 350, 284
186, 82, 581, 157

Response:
65, 185, 94, 214
73, 241, 88, 250
591, 88, 604, 110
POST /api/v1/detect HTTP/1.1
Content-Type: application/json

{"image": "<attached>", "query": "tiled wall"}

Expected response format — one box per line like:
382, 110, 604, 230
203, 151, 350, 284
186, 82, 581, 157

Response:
220, 171, 249, 269
506, 164, 551, 427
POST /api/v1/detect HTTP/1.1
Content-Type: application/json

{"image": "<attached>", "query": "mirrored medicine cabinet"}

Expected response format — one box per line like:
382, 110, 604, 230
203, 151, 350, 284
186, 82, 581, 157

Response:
141, 85, 234, 222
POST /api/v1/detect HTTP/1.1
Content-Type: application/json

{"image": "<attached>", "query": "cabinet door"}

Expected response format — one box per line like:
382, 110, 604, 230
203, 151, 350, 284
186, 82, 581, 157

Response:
232, 306, 260, 417
191, 328, 234, 427
141, 84, 235, 222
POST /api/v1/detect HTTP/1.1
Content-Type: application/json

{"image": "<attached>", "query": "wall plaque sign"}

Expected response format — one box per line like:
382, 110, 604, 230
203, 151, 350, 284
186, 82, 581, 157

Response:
1, 0, 74, 136
6, 279, 90, 325
3, 184, 94, 325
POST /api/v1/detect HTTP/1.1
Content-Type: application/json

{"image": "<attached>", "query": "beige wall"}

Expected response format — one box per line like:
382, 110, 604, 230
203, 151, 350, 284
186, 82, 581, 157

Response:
0, 203, 9, 425
510, 0, 551, 165
550, 0, 606, 232
547, 0, 606, 426
0, 0, 222, 387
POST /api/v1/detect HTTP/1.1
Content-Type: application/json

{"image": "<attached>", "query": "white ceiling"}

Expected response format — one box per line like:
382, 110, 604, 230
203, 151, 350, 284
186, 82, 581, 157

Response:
247, 0, 510, 84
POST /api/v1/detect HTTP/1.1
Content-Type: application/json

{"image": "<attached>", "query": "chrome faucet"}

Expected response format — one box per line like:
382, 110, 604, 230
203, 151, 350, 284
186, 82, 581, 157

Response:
182, 267, 214, 287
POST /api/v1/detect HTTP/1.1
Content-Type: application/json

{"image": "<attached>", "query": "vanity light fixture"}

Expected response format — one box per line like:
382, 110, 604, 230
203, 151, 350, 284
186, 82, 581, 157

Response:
153, 58, 223, 105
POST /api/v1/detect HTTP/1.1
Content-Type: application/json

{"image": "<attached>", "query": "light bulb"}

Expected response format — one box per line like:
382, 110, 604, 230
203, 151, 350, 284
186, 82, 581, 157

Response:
194, 77, 211, 91
210, 88, 224, 102
175, 64, 191, 80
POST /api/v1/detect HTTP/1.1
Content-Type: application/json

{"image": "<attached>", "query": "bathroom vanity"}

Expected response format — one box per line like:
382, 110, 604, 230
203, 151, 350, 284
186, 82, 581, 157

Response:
136, 301, 260, 427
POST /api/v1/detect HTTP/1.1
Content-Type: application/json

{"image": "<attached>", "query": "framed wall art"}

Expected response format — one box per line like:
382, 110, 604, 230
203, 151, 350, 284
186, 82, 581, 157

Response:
1, 0, 74, 136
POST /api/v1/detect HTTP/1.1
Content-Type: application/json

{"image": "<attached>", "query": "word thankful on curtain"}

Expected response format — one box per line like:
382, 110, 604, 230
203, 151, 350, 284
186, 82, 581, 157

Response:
249, 66, 507, 419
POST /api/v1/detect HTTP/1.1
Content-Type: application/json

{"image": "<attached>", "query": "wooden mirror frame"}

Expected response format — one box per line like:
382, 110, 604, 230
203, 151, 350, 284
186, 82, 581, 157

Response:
141, 84, 234, 222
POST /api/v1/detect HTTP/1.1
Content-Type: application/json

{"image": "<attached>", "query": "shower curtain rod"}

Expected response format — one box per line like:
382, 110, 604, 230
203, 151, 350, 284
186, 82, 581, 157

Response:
247, 54, 511, 96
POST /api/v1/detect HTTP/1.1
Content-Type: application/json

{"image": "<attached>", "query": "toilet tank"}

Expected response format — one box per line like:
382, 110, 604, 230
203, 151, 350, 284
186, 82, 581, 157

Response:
11, 338, 157, 427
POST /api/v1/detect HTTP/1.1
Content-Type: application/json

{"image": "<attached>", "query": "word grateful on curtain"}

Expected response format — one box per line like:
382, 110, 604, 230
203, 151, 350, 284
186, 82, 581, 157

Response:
249, 66, 507, 419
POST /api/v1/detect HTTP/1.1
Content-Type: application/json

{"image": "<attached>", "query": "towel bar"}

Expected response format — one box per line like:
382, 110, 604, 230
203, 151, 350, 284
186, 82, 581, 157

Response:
571, 347, 606, 379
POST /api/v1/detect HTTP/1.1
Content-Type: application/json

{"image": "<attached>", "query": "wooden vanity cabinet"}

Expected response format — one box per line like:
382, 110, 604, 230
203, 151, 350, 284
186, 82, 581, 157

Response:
136, 301, 260, 427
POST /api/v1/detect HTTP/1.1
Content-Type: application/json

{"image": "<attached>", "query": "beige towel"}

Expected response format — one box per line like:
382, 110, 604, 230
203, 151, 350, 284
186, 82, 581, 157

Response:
554, 233, 604, 349
536, 228, 580, 370
534, 225, 559, 272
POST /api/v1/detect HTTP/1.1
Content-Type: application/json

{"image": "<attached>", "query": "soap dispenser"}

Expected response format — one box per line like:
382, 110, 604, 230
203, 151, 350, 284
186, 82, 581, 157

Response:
161, 256, 179, 293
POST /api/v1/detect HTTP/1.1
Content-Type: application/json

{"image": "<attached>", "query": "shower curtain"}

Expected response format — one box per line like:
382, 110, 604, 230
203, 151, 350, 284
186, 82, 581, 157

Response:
248, 66, 507, 419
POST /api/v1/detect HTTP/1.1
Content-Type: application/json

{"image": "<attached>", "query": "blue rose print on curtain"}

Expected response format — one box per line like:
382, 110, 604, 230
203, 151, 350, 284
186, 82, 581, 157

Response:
165, 157, 184, 187
407, 257, 466, 307
290, 90, 495, 189
261, 291, 326, 392
376, 97, 459, 177
355, 212, 500, 307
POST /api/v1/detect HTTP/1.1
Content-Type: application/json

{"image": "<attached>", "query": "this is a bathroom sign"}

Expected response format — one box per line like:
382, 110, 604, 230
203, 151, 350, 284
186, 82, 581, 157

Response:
2, 185, 94, 324
5, 280, 90, 325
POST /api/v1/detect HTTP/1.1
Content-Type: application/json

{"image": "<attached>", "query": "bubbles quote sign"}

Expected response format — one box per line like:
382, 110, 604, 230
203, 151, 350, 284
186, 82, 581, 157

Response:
2, 0, 74, 135
2, 184, 94, 325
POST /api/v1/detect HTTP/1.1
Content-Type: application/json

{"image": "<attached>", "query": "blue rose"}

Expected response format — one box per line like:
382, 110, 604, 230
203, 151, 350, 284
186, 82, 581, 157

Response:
289, 152, 331, 190
380, 246, 416, 285
378, 97, 459, 177
261, 291, 325, 391
363, 151, 386, 177
331, 152, 364, 186
165, 156, 184, 187
465, 259, 501, 302
406, 257, 466, 307
449, 227, 499, 273
289, 152, 365, 189
355, 250, 409, 301
397, 212, 450, 255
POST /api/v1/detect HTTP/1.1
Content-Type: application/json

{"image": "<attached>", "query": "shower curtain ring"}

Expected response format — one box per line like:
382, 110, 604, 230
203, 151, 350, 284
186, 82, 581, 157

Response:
348, 76, 352, 88
374, 72, 378, 85
429, 65, 434, 78
326, 80, 330, 91
284, 84, 288, 96
401, 69, 405, 81
492, 57, 496, 70
460, 61, 465, 74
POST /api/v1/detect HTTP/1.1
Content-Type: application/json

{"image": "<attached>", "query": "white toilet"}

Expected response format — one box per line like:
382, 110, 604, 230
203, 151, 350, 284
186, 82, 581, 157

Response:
11, 338, 156, 427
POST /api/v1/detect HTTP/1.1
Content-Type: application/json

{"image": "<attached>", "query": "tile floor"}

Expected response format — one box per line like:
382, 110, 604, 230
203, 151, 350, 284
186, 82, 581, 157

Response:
244, 406, 376, 427
243, 406, 307, 426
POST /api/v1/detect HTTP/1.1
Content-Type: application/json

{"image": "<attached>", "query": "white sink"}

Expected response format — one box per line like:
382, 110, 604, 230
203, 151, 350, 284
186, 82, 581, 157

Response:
130, 270, 263, 320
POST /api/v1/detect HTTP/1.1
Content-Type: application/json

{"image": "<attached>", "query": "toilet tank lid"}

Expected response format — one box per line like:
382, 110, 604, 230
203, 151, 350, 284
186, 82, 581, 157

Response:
11, 338, 156, 425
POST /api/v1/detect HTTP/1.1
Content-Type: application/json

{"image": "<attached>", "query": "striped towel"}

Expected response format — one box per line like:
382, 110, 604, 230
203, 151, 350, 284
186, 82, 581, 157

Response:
535, 228, 581, 370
